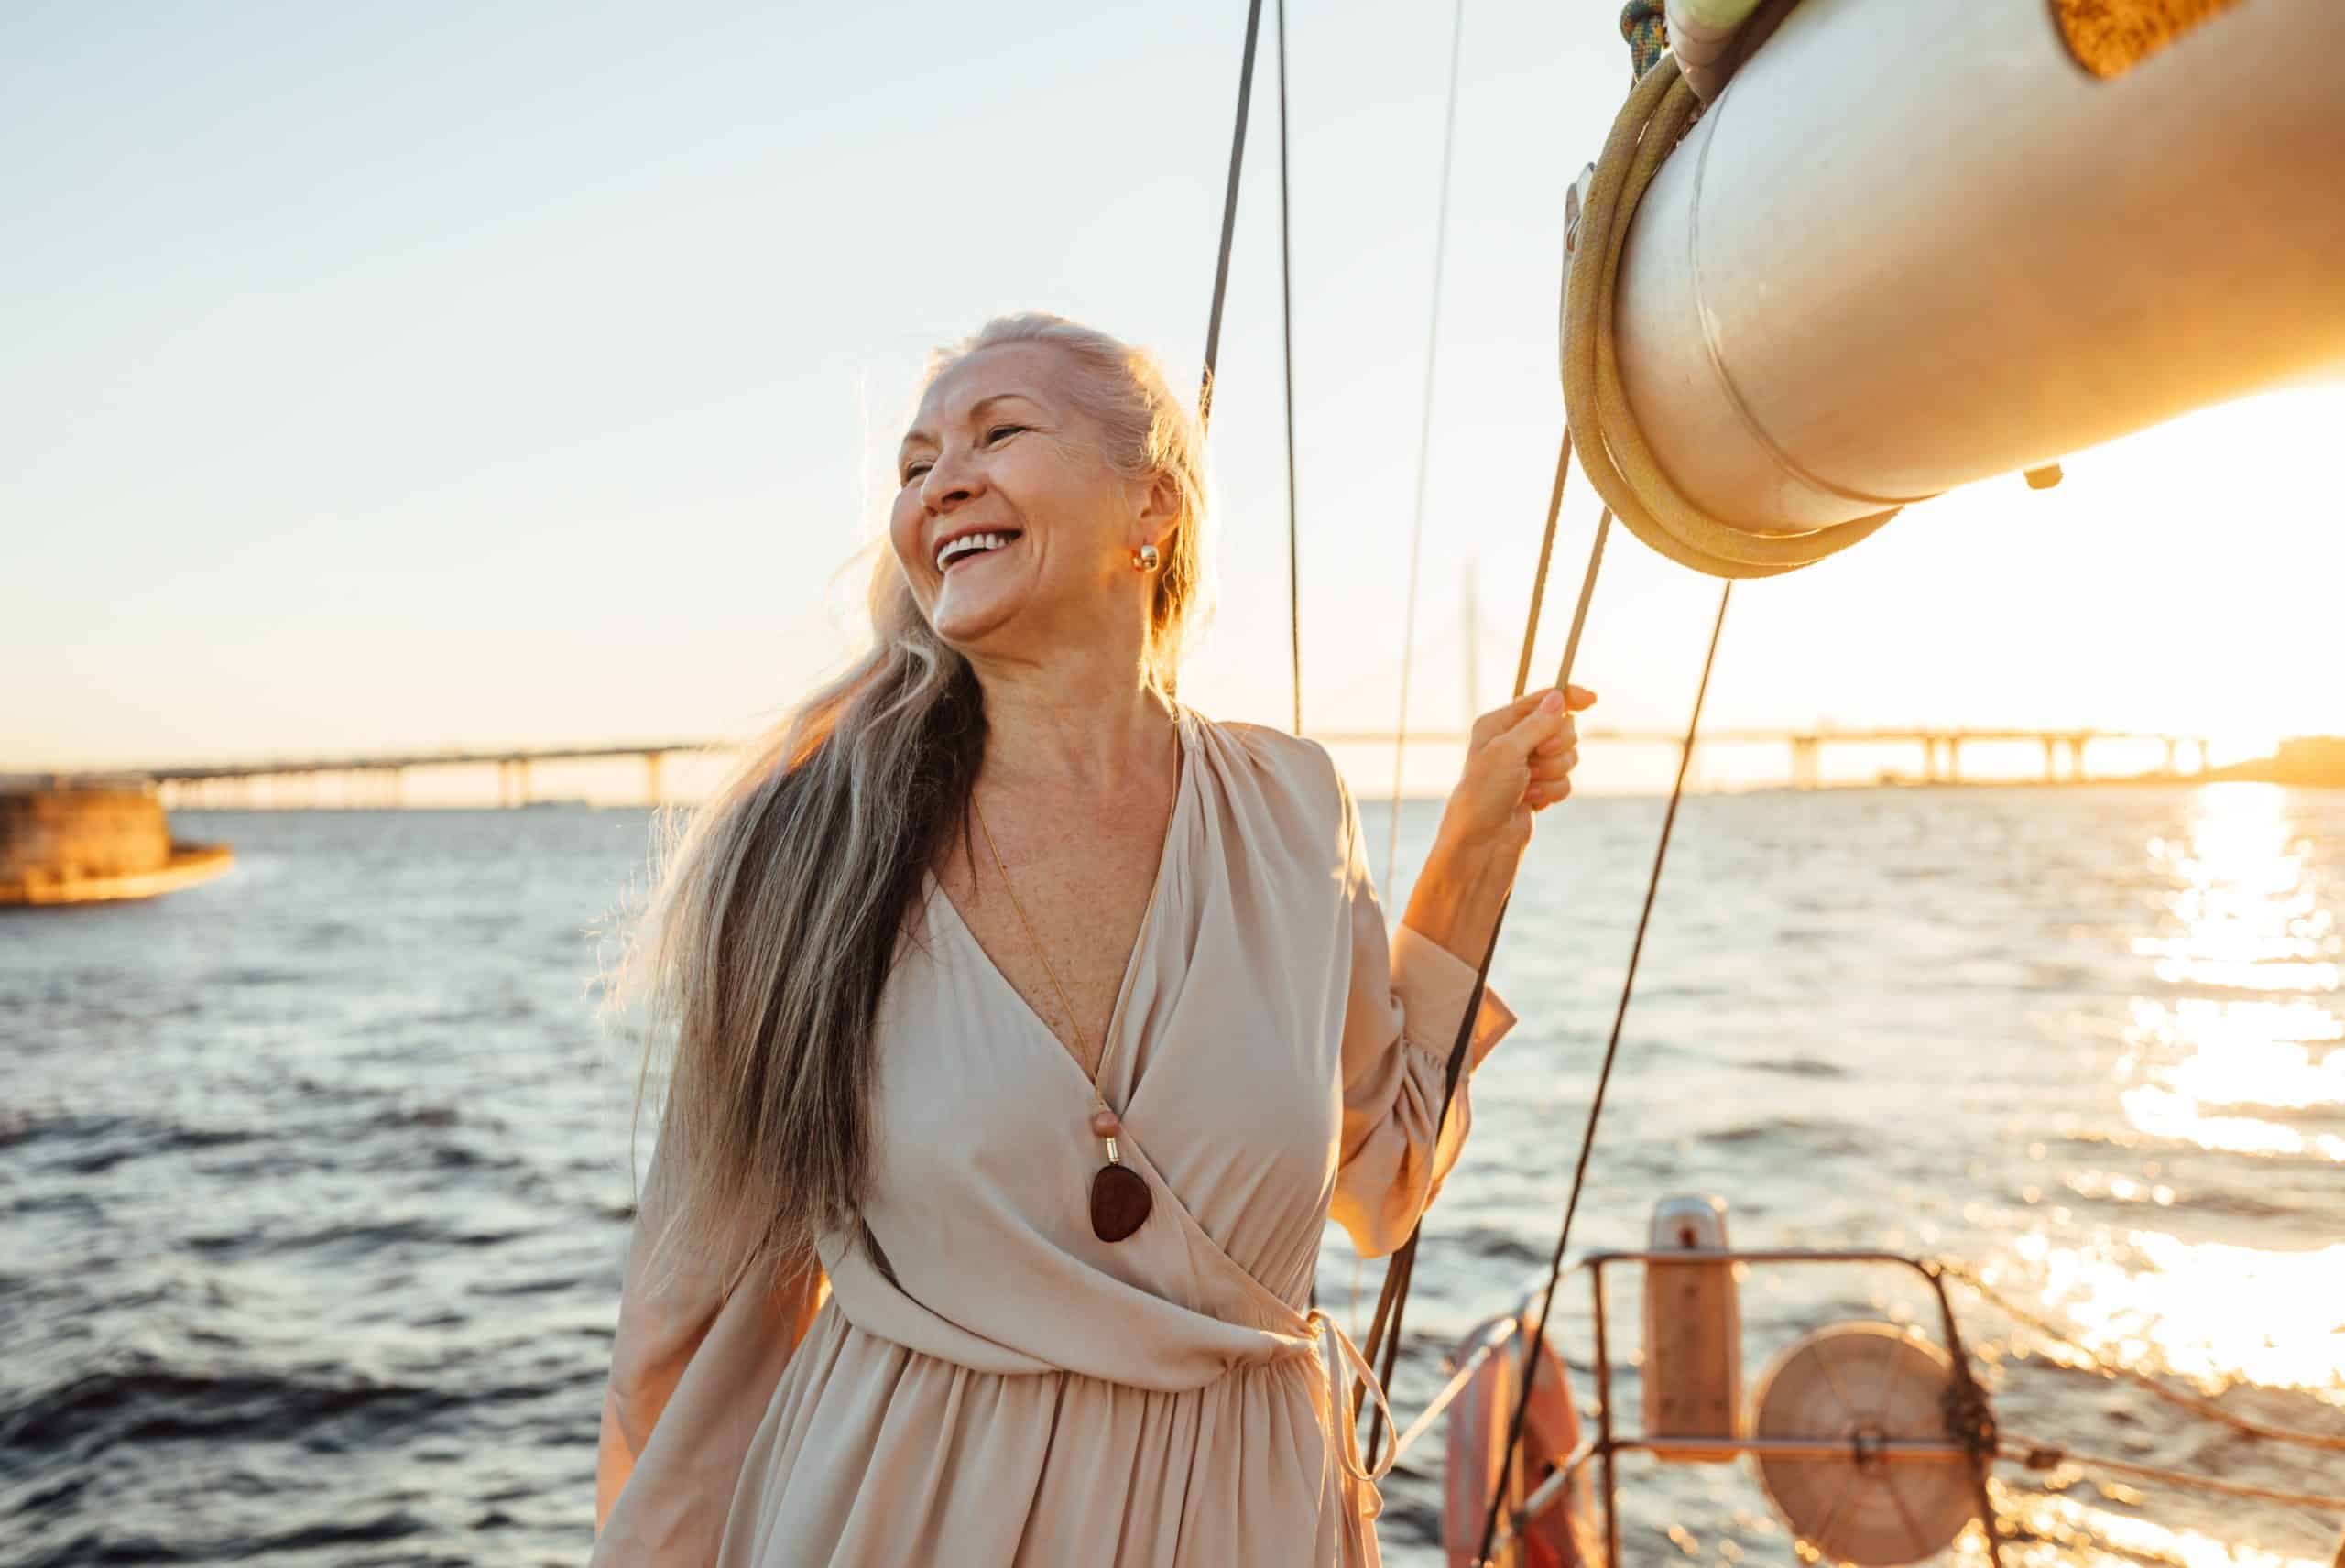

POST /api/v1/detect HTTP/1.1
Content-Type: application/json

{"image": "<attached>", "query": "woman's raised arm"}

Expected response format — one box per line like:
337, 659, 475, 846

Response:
1325, 685, 1592, 1258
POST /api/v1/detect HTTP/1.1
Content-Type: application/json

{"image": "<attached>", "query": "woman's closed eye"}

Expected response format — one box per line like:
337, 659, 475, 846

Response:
900, 427, 1026, 485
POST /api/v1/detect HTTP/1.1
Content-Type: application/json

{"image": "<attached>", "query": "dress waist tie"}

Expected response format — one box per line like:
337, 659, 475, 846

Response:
1303, 1306, 1396, 1519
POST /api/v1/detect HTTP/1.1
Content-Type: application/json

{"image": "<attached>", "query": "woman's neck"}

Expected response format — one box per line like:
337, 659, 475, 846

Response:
969, 648, 1178, 800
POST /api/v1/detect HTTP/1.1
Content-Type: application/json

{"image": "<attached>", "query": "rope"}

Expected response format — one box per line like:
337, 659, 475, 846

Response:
1561, 13, 1904, 579
1473, 579, 1732, 1566
2002, 1436, 2345, 1514
1196, 0, 1266, 437
1382, 0, 1469, 897
1513, 437, 1575, 695
1275, 0, 1302, 734
1943, 1261, 2345, 1454
1354, 427, 1576, 1459
1620, 0, 1669, 79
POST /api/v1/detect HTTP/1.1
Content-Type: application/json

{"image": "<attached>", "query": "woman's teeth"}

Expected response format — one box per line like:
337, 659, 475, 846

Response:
935, 531, 1015, 572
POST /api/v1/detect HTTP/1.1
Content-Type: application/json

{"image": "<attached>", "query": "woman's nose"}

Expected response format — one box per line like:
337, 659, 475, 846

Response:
921, 447, 983, 512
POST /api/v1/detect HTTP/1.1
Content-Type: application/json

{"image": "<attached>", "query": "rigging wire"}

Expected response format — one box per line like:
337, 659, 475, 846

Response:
1268, 0, 1314, 1314
1362, 505, 1624, 1476
1275, 0, 1313, 735
1354, 430, 1580, 1460
1475, 577, 1733, 1566
2001, 1438, 2345, 1514
1197, 0, 1266, 438
1342, 419, 1556, 1362
1195, 0, 1303, 736
1276, 0, 1302, 734
1382, 0, 1470, 897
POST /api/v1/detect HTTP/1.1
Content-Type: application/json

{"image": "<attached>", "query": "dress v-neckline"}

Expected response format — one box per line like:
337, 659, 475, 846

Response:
923, 706, 1194, 1101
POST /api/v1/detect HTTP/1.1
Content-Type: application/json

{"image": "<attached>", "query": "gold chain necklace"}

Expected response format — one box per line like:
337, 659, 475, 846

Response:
967, 734, 1179, 1243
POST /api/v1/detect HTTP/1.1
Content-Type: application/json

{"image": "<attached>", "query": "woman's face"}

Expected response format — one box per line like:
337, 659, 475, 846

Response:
889, 342, 1169, 661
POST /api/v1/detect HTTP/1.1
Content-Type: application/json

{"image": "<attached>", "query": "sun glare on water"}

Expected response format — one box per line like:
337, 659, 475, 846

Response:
1973, 783, 2344, 1563
2039, 786, 2345, 1396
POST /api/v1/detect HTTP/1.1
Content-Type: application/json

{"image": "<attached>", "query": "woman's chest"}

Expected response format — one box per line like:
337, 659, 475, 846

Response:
867, 870, 1355, 1248
938, 811, 1170, 1077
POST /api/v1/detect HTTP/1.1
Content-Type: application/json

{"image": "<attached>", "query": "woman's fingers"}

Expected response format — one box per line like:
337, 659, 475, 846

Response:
1494, 692, 1572, 760
1526, 778, 1574, 809
1531, 715, 1578, 756
1474, 685, 1598, 750
1527, 746, 1580, 786
1472, 688, 1554, 749
1444, 683, 1597, 845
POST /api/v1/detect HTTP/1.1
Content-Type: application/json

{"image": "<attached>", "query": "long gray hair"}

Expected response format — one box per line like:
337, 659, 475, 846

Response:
598, 312, 1212, 1299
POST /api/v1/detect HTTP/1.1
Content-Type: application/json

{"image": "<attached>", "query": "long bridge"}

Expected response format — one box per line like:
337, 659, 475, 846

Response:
62, 725, 2211, 808
1311, 726, 2211, 790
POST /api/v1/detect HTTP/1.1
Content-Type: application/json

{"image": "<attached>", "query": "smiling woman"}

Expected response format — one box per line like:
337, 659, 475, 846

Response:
587, 311, 1592, 1567
889, 327, 1212, 691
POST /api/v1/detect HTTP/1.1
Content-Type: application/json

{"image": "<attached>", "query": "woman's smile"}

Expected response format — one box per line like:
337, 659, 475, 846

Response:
933, 528, 1025, 574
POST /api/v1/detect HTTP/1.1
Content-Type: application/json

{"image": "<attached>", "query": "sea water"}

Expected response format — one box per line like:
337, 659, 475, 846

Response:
3, 784, 2338, 1565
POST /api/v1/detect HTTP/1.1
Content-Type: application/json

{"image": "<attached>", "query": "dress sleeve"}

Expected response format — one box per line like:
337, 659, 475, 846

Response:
1326, 776, 1519, 1259
591, 1118, 828, 1563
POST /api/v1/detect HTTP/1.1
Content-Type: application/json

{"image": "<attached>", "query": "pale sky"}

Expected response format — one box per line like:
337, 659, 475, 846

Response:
8, 1, 2340, 798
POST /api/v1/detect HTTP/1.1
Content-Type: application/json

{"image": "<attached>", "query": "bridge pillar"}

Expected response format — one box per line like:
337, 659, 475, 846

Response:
2163, 736, 2180, 778
1789, 735, 1821, 789
646, 751, 664, 807
2065, 735, 2088, 781
2042, 736, 2058, 782
1922, 735, 1943, 784
1945, 736, 1962, 784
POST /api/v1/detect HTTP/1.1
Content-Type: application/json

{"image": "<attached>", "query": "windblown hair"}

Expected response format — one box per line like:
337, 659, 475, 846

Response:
597, 312, 1212, 1301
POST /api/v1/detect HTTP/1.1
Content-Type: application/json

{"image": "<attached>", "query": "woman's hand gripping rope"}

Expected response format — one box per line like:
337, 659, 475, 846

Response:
1441, 685, 1599, 858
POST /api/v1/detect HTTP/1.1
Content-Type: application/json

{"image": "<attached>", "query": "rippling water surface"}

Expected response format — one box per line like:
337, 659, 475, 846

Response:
5, 783, 2340, 1566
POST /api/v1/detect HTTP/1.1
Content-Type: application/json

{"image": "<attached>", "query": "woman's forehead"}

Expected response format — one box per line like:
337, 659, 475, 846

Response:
906, 343, 1065, 435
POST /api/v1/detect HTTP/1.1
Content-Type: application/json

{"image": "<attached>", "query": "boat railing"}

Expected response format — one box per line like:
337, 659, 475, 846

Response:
1387, 1246, 2006, 1568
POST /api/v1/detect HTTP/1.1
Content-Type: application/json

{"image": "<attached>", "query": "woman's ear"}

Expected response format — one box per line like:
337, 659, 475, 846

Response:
1130, 469, 1183, 552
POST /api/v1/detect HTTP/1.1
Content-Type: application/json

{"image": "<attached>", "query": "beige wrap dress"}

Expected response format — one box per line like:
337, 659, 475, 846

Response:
592, 710, 1517, 1566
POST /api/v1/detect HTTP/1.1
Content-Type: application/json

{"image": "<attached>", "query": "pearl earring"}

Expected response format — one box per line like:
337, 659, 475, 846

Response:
1132, 543, 1161, 572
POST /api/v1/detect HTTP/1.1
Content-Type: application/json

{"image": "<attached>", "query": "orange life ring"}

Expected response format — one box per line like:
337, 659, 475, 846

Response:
1443, 1312, 1605, 1568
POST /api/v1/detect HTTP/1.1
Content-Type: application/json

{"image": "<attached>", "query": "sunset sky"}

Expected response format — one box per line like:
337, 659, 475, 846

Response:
8, 1, 2340, 798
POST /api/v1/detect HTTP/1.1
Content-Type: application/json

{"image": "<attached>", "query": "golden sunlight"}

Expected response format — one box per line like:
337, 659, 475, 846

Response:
2012, 1228, 2345, 1400
2120, 788, 2345, 1151
2000, 781, 2345, 1407
1961, 1484, 2339, 1567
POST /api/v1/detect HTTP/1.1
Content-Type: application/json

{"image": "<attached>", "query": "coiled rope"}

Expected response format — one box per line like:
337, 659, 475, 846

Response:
1562, 5, 1903, 578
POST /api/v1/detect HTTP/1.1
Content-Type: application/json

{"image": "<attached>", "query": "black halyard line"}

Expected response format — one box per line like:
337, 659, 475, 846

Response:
1196, 0, 1266, 437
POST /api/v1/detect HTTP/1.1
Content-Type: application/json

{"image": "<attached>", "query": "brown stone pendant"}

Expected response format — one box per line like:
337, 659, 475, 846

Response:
1089, 1160, 1152, 1242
